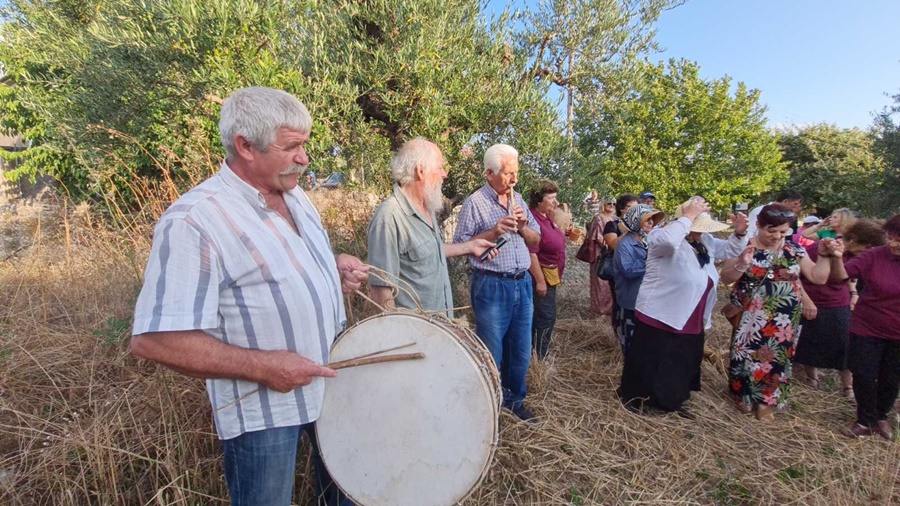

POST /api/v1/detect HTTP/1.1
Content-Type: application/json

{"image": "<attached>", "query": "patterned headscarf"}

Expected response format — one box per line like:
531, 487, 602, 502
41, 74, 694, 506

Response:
622, 204, 662, 235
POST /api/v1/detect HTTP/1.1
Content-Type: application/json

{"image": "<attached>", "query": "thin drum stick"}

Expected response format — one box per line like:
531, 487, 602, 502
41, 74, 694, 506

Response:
333, 342, 417, 362
214, 351, 425, 413
327, 352, 425, 370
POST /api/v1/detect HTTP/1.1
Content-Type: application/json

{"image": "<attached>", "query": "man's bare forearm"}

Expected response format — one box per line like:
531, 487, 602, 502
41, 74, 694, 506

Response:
130, 330, 269, 383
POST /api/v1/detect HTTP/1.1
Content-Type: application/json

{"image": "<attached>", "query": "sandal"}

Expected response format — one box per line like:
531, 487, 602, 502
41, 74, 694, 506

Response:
843, 387, 855, 401
803, 377, 820, 389
754, 405, 775, 422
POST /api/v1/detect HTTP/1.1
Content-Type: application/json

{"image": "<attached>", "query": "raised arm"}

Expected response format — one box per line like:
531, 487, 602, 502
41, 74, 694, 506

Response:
800, 238, 842, 284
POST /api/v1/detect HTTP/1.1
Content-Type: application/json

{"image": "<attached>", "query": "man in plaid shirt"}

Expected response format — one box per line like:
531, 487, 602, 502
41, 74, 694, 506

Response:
453, 144, 541, 423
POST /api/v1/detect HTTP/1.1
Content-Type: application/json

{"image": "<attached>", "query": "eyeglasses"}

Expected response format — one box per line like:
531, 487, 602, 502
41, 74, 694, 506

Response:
765, 210, 795, 218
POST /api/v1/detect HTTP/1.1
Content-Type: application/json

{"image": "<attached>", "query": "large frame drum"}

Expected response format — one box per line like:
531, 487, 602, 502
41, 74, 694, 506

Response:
317, 313, 500, 506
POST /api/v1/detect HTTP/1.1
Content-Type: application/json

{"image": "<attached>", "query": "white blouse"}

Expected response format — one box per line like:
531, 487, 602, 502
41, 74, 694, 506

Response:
635, 217, 748, 331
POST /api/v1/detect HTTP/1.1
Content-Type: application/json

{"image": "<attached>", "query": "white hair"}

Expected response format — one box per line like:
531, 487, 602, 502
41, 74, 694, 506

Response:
390, 137, 439, 185
483, 144, 518, 175
219, 87, 312, 158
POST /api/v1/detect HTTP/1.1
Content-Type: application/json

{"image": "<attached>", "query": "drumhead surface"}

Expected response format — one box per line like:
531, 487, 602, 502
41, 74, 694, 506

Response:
317, 313, 497, 506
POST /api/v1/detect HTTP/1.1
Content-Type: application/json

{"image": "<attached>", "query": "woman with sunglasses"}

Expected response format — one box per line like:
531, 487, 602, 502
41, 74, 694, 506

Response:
721, 204, 841, 421
586, 196, 619, 315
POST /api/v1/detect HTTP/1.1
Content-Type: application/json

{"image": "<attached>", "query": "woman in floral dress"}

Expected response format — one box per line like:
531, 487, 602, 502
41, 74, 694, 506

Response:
720, 204, 841, 421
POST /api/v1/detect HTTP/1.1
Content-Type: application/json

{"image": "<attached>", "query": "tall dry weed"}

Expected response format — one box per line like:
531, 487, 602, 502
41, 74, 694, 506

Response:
2, 178, 899, 505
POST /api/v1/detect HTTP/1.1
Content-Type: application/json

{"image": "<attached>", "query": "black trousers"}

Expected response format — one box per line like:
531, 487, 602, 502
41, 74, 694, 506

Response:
847, 333, 900, 427
532, 284, 557, 359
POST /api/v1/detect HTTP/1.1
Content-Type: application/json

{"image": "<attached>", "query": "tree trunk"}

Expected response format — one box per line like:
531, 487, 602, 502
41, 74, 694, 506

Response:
566, 51, 575, 141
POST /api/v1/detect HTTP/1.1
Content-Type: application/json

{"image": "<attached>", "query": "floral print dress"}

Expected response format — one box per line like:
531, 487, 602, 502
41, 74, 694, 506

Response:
728, 241, 806, 411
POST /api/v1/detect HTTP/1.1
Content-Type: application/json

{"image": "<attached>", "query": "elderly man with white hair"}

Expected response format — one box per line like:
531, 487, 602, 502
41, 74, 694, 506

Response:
130, 86, 366, 506
367, 137, 496, 316
453, 144, 541, 423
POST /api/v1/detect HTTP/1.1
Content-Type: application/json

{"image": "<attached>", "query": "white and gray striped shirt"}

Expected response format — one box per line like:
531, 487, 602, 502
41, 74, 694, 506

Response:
132, 162, 346, 440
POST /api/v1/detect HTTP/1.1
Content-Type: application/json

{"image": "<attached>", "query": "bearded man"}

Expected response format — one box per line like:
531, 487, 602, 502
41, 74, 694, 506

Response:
367, 137, 495, 317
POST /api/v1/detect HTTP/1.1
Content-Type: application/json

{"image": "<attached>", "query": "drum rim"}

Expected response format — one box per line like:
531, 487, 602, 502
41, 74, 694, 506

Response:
318, 312, 500, 506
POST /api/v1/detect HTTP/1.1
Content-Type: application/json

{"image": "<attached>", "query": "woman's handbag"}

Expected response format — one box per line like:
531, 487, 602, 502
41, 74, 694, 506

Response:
595, 248, 615, 281
575, 235, 597, 263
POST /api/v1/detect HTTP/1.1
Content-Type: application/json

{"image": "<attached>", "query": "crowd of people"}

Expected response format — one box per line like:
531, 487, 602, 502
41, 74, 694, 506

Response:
128, 86, 898, 506
584, 191, 898, 431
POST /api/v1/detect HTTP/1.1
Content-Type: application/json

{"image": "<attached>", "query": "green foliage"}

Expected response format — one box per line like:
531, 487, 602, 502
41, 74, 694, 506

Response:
518, 0, 682, 137
779, 124, 890, 217
575, 59, 786, 212
93, 315, 133, 346
0, 0, 562, 204
870, 92, 900, 216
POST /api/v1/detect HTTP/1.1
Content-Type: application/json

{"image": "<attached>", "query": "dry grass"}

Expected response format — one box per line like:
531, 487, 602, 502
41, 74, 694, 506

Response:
1, 193, 899, 505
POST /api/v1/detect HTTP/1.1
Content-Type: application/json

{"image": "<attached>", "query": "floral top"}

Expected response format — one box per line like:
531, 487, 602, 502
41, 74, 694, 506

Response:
728, 240, 806, 410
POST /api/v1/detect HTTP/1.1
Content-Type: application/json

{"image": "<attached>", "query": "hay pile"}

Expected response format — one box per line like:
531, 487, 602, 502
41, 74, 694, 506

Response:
1, 197, 898, 505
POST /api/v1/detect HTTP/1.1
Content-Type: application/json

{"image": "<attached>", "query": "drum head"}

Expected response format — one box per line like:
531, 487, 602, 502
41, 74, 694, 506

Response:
317, 313, 497, 506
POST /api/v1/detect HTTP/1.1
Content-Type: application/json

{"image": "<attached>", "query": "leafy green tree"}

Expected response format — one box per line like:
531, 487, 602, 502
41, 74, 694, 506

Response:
871, 91, 900, 216
574, 58, 786, 212
297, 0, 560, 199
779, 124, 890, 217
518, 0, 681, 139
0, 0, 561, 205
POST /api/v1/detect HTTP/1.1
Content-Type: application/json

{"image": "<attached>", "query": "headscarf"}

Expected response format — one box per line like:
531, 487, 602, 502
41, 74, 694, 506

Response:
622, 204, 663, 248
622, 204, 661, 235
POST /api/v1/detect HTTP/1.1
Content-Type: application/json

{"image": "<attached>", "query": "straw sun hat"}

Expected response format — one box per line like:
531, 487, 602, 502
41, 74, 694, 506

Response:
674, 204, 730, 233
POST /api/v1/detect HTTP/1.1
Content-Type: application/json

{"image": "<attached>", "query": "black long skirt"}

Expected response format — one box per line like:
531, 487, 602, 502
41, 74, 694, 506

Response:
618, 318, 705, 412
794, 306, 852, 370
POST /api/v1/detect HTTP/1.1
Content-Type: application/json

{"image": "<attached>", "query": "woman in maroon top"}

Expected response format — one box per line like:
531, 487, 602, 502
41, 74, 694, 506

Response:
527, 180, 572, 359
794, 220, 887, 398
830, 215, 900, 440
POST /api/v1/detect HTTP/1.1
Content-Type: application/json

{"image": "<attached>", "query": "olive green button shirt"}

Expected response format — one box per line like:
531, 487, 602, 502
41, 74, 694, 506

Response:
367, 185, 454, 317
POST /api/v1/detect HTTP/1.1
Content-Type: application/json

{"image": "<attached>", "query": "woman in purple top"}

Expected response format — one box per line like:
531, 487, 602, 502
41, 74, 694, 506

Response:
795, 220, 887, 398
527, 180, 572, 359
830, 215, 900, 440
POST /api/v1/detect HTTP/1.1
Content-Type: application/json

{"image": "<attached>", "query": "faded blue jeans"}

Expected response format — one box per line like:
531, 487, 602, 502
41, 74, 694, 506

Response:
470, 270, 534, 409
222, 423, 352, 506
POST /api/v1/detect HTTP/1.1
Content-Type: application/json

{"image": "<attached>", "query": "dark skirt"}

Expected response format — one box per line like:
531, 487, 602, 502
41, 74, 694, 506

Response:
618, 318, 705, 412
794, 306, 852, 370
615, 306, 637, 358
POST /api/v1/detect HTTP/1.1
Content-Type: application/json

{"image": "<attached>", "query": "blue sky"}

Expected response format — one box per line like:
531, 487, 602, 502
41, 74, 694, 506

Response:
486, 0, 900, 129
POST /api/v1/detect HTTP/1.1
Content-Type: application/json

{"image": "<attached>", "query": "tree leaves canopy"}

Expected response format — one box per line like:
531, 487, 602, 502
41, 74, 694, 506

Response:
0, 0, 561, 203
575, 58, 786, 212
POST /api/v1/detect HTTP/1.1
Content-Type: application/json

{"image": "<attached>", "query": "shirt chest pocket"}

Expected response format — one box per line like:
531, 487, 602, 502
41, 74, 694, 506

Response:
403, 236, 437, 264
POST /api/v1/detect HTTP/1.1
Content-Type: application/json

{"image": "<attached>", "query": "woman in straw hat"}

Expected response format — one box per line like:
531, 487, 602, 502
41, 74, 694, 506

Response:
610, 204, 665, 357
618, 197, 749, 419
720, 204, 842, 421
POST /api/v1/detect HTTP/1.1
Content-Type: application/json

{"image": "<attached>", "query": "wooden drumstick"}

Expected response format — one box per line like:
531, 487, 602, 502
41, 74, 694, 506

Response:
215, 349, 425, 413
327, 352, 425, 370
334, 342, 416, 362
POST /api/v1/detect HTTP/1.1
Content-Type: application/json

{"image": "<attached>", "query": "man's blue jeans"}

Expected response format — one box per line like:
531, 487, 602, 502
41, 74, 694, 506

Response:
222, 423, 352, 506
470, 270, 533, 409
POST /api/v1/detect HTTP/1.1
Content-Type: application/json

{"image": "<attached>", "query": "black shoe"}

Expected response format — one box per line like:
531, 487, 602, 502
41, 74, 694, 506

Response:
510, 404, 538, 424
621, 398, 645, 415
675, 406, 696, 420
